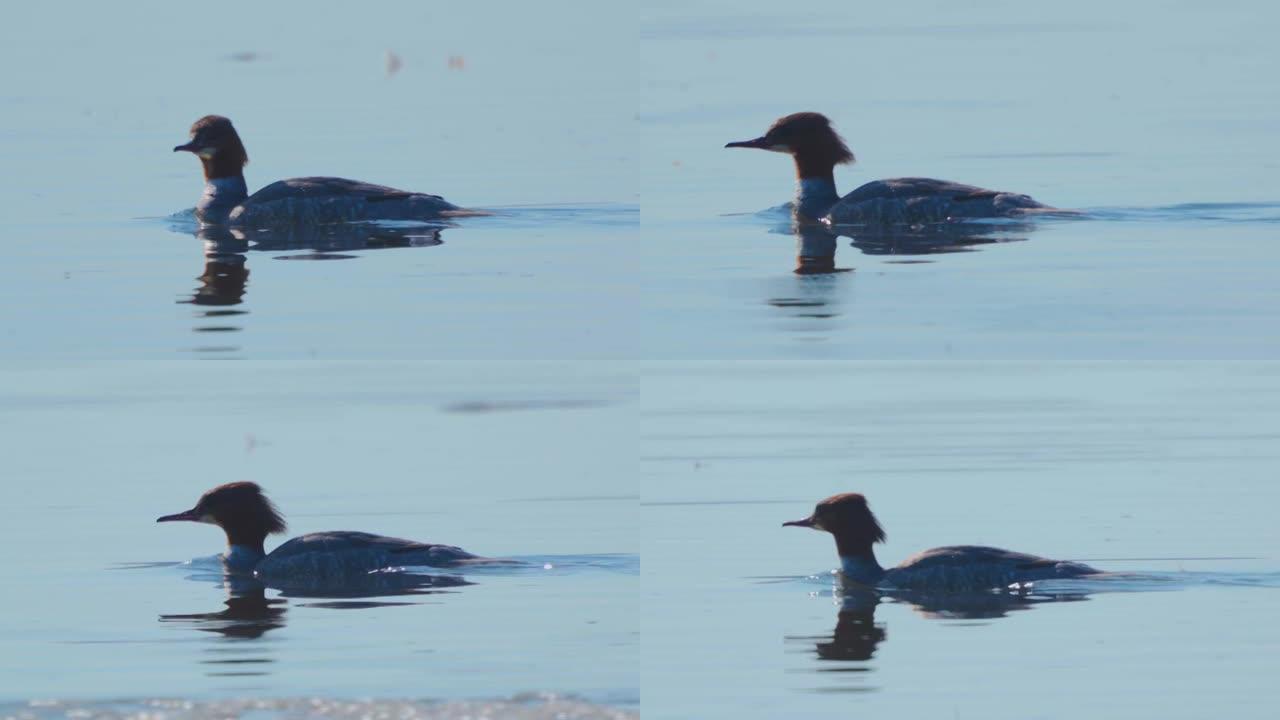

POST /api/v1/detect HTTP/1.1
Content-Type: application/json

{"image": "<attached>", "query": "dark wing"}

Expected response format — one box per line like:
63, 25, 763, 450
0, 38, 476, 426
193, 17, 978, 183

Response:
841, 178, 994, 203
245, 177, 445, 204
831, 178, 1054, 224
896, 545, 1061, 572
271, 531, 475, 561
881, 545, 1095, 592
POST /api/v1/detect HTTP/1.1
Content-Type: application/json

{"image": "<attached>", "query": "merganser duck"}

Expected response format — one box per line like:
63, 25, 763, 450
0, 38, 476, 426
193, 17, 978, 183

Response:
726, 112, 1063, 225
157, 482, 481, 579
174, 115, 469, 226
784, 493, 1097, 591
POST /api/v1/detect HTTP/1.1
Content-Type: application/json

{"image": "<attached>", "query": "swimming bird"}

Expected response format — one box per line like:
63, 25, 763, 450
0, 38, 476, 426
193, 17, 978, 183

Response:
784, 493, 1097, 591
174, 115, 469, 226
726, 112, 1062, 225
157, 482, 481, 580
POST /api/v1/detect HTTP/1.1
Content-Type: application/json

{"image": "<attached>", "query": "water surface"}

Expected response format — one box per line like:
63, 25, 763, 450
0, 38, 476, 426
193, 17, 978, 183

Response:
640, 362, 1280, 718
0, 0, 638, 713
3, 0, 1280, 718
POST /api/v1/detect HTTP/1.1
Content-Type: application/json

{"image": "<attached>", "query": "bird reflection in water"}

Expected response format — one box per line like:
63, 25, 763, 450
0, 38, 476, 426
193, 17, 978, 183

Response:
785, 584, 1091, 691
766, 225, 851, 322
768, 221, 1032, 326
175, 223, 447, 351
793, 226, 847, 276
885, 584, 1090, 621
160, 577, 286, 641
838, 220, 1030, 259
160, 570, 473, 677
183, 228, 251, 310
801, 589, 886, 664
784, 218, 1031, 274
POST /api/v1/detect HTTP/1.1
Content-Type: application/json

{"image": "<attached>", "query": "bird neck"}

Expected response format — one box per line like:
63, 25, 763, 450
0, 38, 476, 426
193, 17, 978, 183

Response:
220, 522, 268, 570
224, 543, 266, 571
197, 176, 248, 224
201, 151, 247, 182
834, 535, 885, 586
793, 171, 840, 221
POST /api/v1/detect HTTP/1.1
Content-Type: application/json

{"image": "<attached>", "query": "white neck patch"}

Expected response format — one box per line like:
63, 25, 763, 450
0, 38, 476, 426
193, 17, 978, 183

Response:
839, 555, 885, 587
795, 178, 840, 220
224, 544, 265, 571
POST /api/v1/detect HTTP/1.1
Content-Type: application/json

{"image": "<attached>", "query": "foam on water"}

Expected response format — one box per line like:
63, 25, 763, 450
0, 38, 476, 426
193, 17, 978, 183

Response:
1, 697, 637, 720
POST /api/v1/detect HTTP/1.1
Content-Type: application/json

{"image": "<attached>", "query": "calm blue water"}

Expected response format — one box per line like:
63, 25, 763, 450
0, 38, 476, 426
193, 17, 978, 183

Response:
1, 1, 639, 717
640, 363, 1280, 716
3, 0, 1280, 718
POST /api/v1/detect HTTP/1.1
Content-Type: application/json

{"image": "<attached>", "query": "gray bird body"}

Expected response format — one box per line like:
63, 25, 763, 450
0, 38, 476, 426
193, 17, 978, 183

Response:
174, 116, 468, 227
786, 492, 1099, 593
252, 530, 479, 580
726, 113, 1067, 226
825, 177, 1053, 226
857, 544, 1096, 592
157, 482, 488, 586
197, 176, 461, 227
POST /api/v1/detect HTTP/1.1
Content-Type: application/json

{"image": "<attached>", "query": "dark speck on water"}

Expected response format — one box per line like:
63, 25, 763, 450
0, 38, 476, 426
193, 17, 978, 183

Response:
441, 399, 611, 413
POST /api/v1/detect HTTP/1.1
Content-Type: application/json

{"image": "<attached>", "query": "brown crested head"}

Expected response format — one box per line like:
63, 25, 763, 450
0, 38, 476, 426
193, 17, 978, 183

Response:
173, 115, 249, 180
725, 112, 855, 178
783, 492, 885, 557
157, 481, 286, 549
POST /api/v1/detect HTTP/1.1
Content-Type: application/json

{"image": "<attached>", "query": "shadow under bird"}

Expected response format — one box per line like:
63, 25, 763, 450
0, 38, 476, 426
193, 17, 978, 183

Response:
157, 482, 487, 581
174, 115, 479, 226
784, 493, 1098, 592
726, 112, 1068, 225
